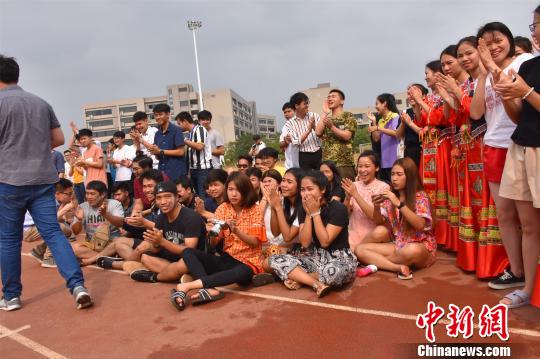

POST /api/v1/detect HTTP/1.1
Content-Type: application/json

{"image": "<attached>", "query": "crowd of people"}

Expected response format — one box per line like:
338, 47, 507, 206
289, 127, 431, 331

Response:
1, 8, 540, 314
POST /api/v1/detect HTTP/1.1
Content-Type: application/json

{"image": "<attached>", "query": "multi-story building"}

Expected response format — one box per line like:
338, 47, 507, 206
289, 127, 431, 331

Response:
256, 114, 277, 137
302, 82, 335, 115
83, 84, 257, 145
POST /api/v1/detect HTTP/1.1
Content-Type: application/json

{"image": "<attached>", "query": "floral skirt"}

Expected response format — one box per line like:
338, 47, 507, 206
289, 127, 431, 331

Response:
269, 247, 358, 287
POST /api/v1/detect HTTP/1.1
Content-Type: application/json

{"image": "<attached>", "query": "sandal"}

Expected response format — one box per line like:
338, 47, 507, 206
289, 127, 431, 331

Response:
284, 279, 301, 290
398, 266, 413, 280
312, 281, 331, 298
170, 289, 188, 311
191, 288, 225, 306
252, 273, 275, 287
501, 289, 530, 309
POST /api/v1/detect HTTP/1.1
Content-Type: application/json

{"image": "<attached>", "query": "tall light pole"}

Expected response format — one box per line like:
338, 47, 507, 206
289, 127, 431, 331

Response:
187, 20, 204, 110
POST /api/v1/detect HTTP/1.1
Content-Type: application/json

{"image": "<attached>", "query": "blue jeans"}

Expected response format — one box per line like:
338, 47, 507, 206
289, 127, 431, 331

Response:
190, 168, 210, 200
0, 183, 85, 300
74, 182, 86, 204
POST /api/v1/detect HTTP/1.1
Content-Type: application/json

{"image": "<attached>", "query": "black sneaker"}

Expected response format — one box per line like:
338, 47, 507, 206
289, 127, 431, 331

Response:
252, 273, 275, 287
488, 269, 525, 290
130, 270, 158, 283
96, 256, 123, 270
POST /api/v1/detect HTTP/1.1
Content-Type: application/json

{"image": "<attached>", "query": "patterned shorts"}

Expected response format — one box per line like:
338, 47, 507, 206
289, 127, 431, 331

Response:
269, 247, 358, 287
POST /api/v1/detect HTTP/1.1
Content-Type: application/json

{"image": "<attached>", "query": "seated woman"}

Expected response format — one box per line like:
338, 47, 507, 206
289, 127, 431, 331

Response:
269, 170, 357, 298
170, 172, 266, 310
259, 169, 283, 248
320, 160, 345, 202
354, 158, 436, 279
341, 150, 390, 250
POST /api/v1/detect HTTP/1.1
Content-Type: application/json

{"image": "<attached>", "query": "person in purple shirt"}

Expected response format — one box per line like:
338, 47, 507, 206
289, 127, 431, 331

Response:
366, 93, 401, 183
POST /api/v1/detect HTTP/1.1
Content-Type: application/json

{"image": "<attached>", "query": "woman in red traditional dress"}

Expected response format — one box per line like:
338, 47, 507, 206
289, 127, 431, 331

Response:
410, 61, 453, 248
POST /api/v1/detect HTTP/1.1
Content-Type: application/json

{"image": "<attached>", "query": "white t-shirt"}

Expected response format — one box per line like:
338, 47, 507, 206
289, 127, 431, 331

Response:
484, 53, 534, 148
263, 202, 299, 246
113, 144, 136, 181
279, 119, 300, 169
207, 128, 225, 168
64, 161, 73, 181
140, 126, 159, 169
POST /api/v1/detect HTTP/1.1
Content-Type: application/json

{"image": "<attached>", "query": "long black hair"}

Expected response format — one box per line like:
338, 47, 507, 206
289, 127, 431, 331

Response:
320, 160, 342, 193
283, 168, 303, 225
376, 93, 399, 113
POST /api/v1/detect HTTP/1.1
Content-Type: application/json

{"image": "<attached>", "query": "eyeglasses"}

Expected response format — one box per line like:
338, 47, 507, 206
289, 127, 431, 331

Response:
529, 21, 540, 32
237, 164, 249, 168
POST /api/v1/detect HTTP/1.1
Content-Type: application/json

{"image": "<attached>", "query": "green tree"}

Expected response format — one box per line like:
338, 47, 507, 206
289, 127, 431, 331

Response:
353, 125, 371, 152
224, 133, 282, 166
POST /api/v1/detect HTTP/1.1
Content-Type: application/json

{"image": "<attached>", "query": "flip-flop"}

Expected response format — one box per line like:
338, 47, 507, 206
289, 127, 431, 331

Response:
314, 282, 332, 298
501, 289, 530, 309
252, 273, 275, 287
398, 270, 413, 280
191, 288, 225, 306
170, 289, 188, 311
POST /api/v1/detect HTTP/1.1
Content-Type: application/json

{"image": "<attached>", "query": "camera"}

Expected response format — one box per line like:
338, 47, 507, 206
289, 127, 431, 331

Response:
208, 220, 228, 238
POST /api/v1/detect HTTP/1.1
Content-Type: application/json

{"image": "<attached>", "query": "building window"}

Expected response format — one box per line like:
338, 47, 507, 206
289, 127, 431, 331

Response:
85, 108, 113, 117
259, 120, 266, 124
396, 99, 402, 105
268, 127, 275, 133
119, 105, 137, 114
88, 119, 114, 128
179, 100, 189, 107
190, 99, 198, 106
178, 87, 187, 93
190, 110, 198, 116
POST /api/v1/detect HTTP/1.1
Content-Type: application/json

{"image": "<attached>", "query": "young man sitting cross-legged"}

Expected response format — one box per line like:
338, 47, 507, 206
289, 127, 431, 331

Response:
71, 180, 125, 265
96, 169, 163, 271
129, 180, 208, 283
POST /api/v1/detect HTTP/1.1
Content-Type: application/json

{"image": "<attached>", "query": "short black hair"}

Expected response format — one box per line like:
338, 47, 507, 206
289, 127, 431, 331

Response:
514, 36, 533, 54
410, 83, 429, 96
113, 182, 130, 193
289, 92, 309, 107
329, 89, 345, 100
152, 103, 170, 114
282, 102, 294, 111
206, 169, 228, 185
140, 169, 164, 184
113, 131, 125, 139
0, 55, 19, 84
258, 147, 278, 159
197, 110, 212, 121
237, 154, 253, 166
133, 111, 148, 122
175, 111, 193, 123
63, 149, 72, 155
246, 167, 262, 180
86, 180, 108, 194
55, 178, 73, 192
457, 36, 478, 51
133, 155, 153, 169
252, 134, 261, 141
477, 22, 515, 58
175, 176, 193, 190
78, 128, 93, 138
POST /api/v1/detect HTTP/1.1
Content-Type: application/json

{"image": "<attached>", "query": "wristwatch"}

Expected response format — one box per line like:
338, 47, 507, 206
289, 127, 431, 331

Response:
397, 201, 405, 209
160, 150, 165, 158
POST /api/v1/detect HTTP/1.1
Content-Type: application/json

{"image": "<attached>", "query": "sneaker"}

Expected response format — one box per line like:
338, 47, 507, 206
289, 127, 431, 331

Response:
41, 257, 57, 268
72, 286, 93, 310
488, 269, 525, 290
96, 256, 123, 270
0, 296, 22, 311
130, 270, 158, 283
29, 248, 44, 263
252, 273, 275, 287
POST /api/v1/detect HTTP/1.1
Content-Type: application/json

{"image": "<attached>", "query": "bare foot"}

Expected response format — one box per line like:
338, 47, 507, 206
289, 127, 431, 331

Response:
284, 279, 302, 290
190, 288, 221, 301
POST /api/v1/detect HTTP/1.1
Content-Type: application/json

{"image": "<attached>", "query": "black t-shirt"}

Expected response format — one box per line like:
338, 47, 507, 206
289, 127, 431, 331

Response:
330, 183, 346, 202
404, 108, 421, 147
155, 206, 207, 252
512, 56, 540, 147
204, 197, 219, 213
298, 200, 349, 251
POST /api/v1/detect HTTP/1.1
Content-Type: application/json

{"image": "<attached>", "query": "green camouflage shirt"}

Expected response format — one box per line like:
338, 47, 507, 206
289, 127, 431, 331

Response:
321, 111, 356, 167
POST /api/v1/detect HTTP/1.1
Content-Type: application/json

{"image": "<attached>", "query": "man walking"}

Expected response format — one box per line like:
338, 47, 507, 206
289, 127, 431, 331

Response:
0, 55, 92, 311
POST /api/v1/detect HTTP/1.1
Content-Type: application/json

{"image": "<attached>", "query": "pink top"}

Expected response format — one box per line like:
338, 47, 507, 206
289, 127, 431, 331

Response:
83, 144, 107, 187
348, 179, 390, 249
380, 191, 436, 255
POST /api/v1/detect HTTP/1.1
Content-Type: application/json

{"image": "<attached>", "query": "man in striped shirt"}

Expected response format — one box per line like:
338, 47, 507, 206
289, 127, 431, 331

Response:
175, 112, 213, 199
285, 92, 322, 170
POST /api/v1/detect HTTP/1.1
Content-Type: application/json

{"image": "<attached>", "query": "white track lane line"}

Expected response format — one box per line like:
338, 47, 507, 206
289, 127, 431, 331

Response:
0, 324, 67, 359
217, 288, 540, 339
0, 324, 30, 339
20, 252, 540, 339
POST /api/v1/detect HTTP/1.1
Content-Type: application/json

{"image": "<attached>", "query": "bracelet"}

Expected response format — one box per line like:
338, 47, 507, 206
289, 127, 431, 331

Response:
523, 87, 535, 100
310, 211, 321, 218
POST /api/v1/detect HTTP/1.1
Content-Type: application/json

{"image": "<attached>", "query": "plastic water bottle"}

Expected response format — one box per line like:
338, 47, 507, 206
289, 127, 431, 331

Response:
356, 264, 378, 277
